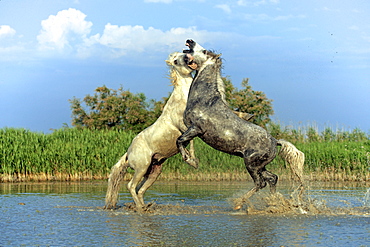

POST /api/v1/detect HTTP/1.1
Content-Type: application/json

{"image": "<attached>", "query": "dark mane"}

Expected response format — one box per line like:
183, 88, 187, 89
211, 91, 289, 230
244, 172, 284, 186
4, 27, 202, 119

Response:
203, 49, 219, 59
177, 41, 305, 211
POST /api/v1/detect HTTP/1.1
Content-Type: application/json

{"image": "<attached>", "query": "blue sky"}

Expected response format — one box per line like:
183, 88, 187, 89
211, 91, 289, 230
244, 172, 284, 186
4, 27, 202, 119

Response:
1, 0, 369, 133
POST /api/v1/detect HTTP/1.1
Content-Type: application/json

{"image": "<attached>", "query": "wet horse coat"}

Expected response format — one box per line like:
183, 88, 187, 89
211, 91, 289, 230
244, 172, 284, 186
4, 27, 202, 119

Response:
104, 52, 197, 210
177, 41, 304, 208
104, 48, 253, 211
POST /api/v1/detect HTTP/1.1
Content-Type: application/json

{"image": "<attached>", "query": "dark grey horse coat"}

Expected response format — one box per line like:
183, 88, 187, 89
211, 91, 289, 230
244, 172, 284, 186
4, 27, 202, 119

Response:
183, 60, 277, 160
177, 43, 304, 209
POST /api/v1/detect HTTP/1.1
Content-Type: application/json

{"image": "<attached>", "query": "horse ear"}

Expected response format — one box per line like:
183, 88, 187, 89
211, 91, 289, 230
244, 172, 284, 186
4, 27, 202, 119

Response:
216, 53, 222, 58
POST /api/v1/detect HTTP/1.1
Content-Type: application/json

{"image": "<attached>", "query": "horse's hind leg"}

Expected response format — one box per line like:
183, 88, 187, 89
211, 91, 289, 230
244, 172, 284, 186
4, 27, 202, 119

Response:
135, 159, 164, 207
127, 168, 148, 211
234, 167, 267, 210
177, 126, 202, 168
261, 169, 278, 194
234, 153, 268, 210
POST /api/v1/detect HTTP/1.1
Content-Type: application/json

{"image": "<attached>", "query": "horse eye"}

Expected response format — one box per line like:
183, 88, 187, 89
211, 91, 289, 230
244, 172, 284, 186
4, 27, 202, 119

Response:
174, 60, 178, 65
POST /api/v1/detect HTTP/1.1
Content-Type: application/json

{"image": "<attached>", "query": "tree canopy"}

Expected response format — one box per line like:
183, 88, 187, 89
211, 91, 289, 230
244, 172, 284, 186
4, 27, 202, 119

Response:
223, 77, 273, 127
69, 85, 166, 132
69, 77, 273, 132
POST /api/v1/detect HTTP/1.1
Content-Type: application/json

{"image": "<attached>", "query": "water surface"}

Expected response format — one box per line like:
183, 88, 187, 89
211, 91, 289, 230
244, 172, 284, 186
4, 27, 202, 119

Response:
1, 181, 369, 246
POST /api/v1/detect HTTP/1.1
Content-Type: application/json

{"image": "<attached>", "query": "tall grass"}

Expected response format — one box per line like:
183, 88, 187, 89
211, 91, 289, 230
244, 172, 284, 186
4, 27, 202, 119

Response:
0, 128, 135, 181
1, 125, 369, 182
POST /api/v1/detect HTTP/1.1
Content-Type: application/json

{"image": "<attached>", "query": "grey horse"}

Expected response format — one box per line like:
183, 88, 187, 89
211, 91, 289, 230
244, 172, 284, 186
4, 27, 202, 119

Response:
104, 48, 254, 211
177, 40, 304, 209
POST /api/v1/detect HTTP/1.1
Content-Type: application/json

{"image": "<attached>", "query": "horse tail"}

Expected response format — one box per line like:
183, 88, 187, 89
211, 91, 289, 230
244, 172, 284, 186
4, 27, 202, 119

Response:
104, 153, 129, 209
277, 139, 305, 184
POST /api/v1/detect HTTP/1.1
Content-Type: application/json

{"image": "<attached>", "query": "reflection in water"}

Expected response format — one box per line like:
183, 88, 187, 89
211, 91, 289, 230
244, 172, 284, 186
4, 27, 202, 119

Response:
235, 215, 277, 246
107, 214, 169, 246
364, 188, 370, 207
0, 181, 369, 246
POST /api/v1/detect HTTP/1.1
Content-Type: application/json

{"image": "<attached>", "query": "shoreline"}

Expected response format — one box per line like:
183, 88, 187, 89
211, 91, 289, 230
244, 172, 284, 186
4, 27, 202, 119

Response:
1, 170, 369, 183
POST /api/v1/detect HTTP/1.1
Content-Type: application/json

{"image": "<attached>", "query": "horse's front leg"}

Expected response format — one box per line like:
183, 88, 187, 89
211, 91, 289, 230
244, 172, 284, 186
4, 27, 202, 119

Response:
177, 126, 201, 168
188, 140, 199, 169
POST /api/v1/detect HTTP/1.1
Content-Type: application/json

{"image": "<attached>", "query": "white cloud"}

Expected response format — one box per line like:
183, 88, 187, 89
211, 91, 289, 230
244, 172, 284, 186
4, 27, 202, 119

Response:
37, 8, 92, 50
34, 8, 219, 59
351, 8, 361, 13
317, 7, 340, 12
243, 13, 305, 22
253, 0, 267, 6
215, 4, 232, 14
0, 25, 25, 61
237, 0, 279, 7
348, 25, 360, 31
83, 24, 212, 58
144, 0, 172, 3
34, 8, 236, 60
92, 24, 159, 51
0, 25, 16, 38
274, 14, 305, 21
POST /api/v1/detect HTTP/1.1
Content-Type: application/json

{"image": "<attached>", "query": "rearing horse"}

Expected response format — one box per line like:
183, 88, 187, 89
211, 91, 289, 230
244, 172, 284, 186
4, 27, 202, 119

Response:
104, 49, 254, 211
104, 52, 197, 210
177, 40, 304, 209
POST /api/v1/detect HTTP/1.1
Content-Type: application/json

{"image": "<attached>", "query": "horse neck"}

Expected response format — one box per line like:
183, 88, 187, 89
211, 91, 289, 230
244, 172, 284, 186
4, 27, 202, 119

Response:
171, 70, 193, 98
162, 70, 192, 114
194, 59, 226, 101
159, 71, 192, 121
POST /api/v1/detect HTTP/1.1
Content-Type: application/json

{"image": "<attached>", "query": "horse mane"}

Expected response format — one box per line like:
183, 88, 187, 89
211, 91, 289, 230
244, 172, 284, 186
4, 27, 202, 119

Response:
168, 67, 178, 86
207, 51, 226, 103
215, 61, 226, 103
203, 50, 221, 60
193, 49, 226, 102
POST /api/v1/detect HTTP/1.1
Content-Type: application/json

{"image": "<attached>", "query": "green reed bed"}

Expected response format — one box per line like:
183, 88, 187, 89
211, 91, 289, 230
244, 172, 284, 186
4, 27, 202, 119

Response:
0, 128, 135, 181
164, 139, 370, 182
297, 141, 369, 181
1, 127, 369, 182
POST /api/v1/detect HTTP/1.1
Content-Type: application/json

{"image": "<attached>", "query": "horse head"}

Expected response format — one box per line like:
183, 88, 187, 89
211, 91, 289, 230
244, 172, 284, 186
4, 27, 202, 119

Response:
166, 52, 195, 86
166, 52, 194, 76
182, 39, 222, 72
183, 39, 207, 54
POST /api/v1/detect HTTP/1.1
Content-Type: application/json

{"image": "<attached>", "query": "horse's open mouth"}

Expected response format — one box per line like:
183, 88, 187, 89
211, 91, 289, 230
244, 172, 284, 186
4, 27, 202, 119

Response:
183, 39, 195, 53
182, 39, 198, 70
184, 53, 198, 70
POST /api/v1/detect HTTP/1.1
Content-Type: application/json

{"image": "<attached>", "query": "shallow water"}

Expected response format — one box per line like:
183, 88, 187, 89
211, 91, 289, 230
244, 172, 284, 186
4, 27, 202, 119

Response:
0, 181, 369, 246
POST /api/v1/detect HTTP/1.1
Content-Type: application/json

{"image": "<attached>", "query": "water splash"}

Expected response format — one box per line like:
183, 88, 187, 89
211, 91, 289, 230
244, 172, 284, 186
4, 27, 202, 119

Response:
364, 188, 370, 207
228, 184, 370, 216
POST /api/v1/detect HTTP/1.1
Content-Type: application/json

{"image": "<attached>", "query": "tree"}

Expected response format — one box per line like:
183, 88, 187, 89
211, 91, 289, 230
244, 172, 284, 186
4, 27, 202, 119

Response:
69, 85, 163, 132
69, 77, 274, 132
223, 77, 273, 127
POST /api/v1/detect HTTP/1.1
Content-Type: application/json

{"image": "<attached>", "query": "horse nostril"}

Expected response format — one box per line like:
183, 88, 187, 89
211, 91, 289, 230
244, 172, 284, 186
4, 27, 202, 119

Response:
174, 60, 178, 65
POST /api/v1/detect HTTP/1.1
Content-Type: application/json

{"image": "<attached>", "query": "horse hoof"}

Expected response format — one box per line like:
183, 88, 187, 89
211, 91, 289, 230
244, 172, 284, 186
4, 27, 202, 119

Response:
191, 163, 199, 169
103, 204, 117, 210
187, 159, 199, 169
234, 205, 242, 210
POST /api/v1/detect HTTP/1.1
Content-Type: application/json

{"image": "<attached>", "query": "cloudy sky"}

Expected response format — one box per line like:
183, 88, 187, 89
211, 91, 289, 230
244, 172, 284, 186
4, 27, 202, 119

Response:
1, 0, 369, 132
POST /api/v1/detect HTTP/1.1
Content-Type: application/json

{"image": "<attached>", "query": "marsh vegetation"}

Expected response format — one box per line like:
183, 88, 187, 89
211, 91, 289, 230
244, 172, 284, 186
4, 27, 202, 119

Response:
1, 125, 368, 182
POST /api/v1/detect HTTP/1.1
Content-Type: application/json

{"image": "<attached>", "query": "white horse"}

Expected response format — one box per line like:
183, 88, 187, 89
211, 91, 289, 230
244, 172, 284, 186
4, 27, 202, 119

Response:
104, 52, 197, 210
